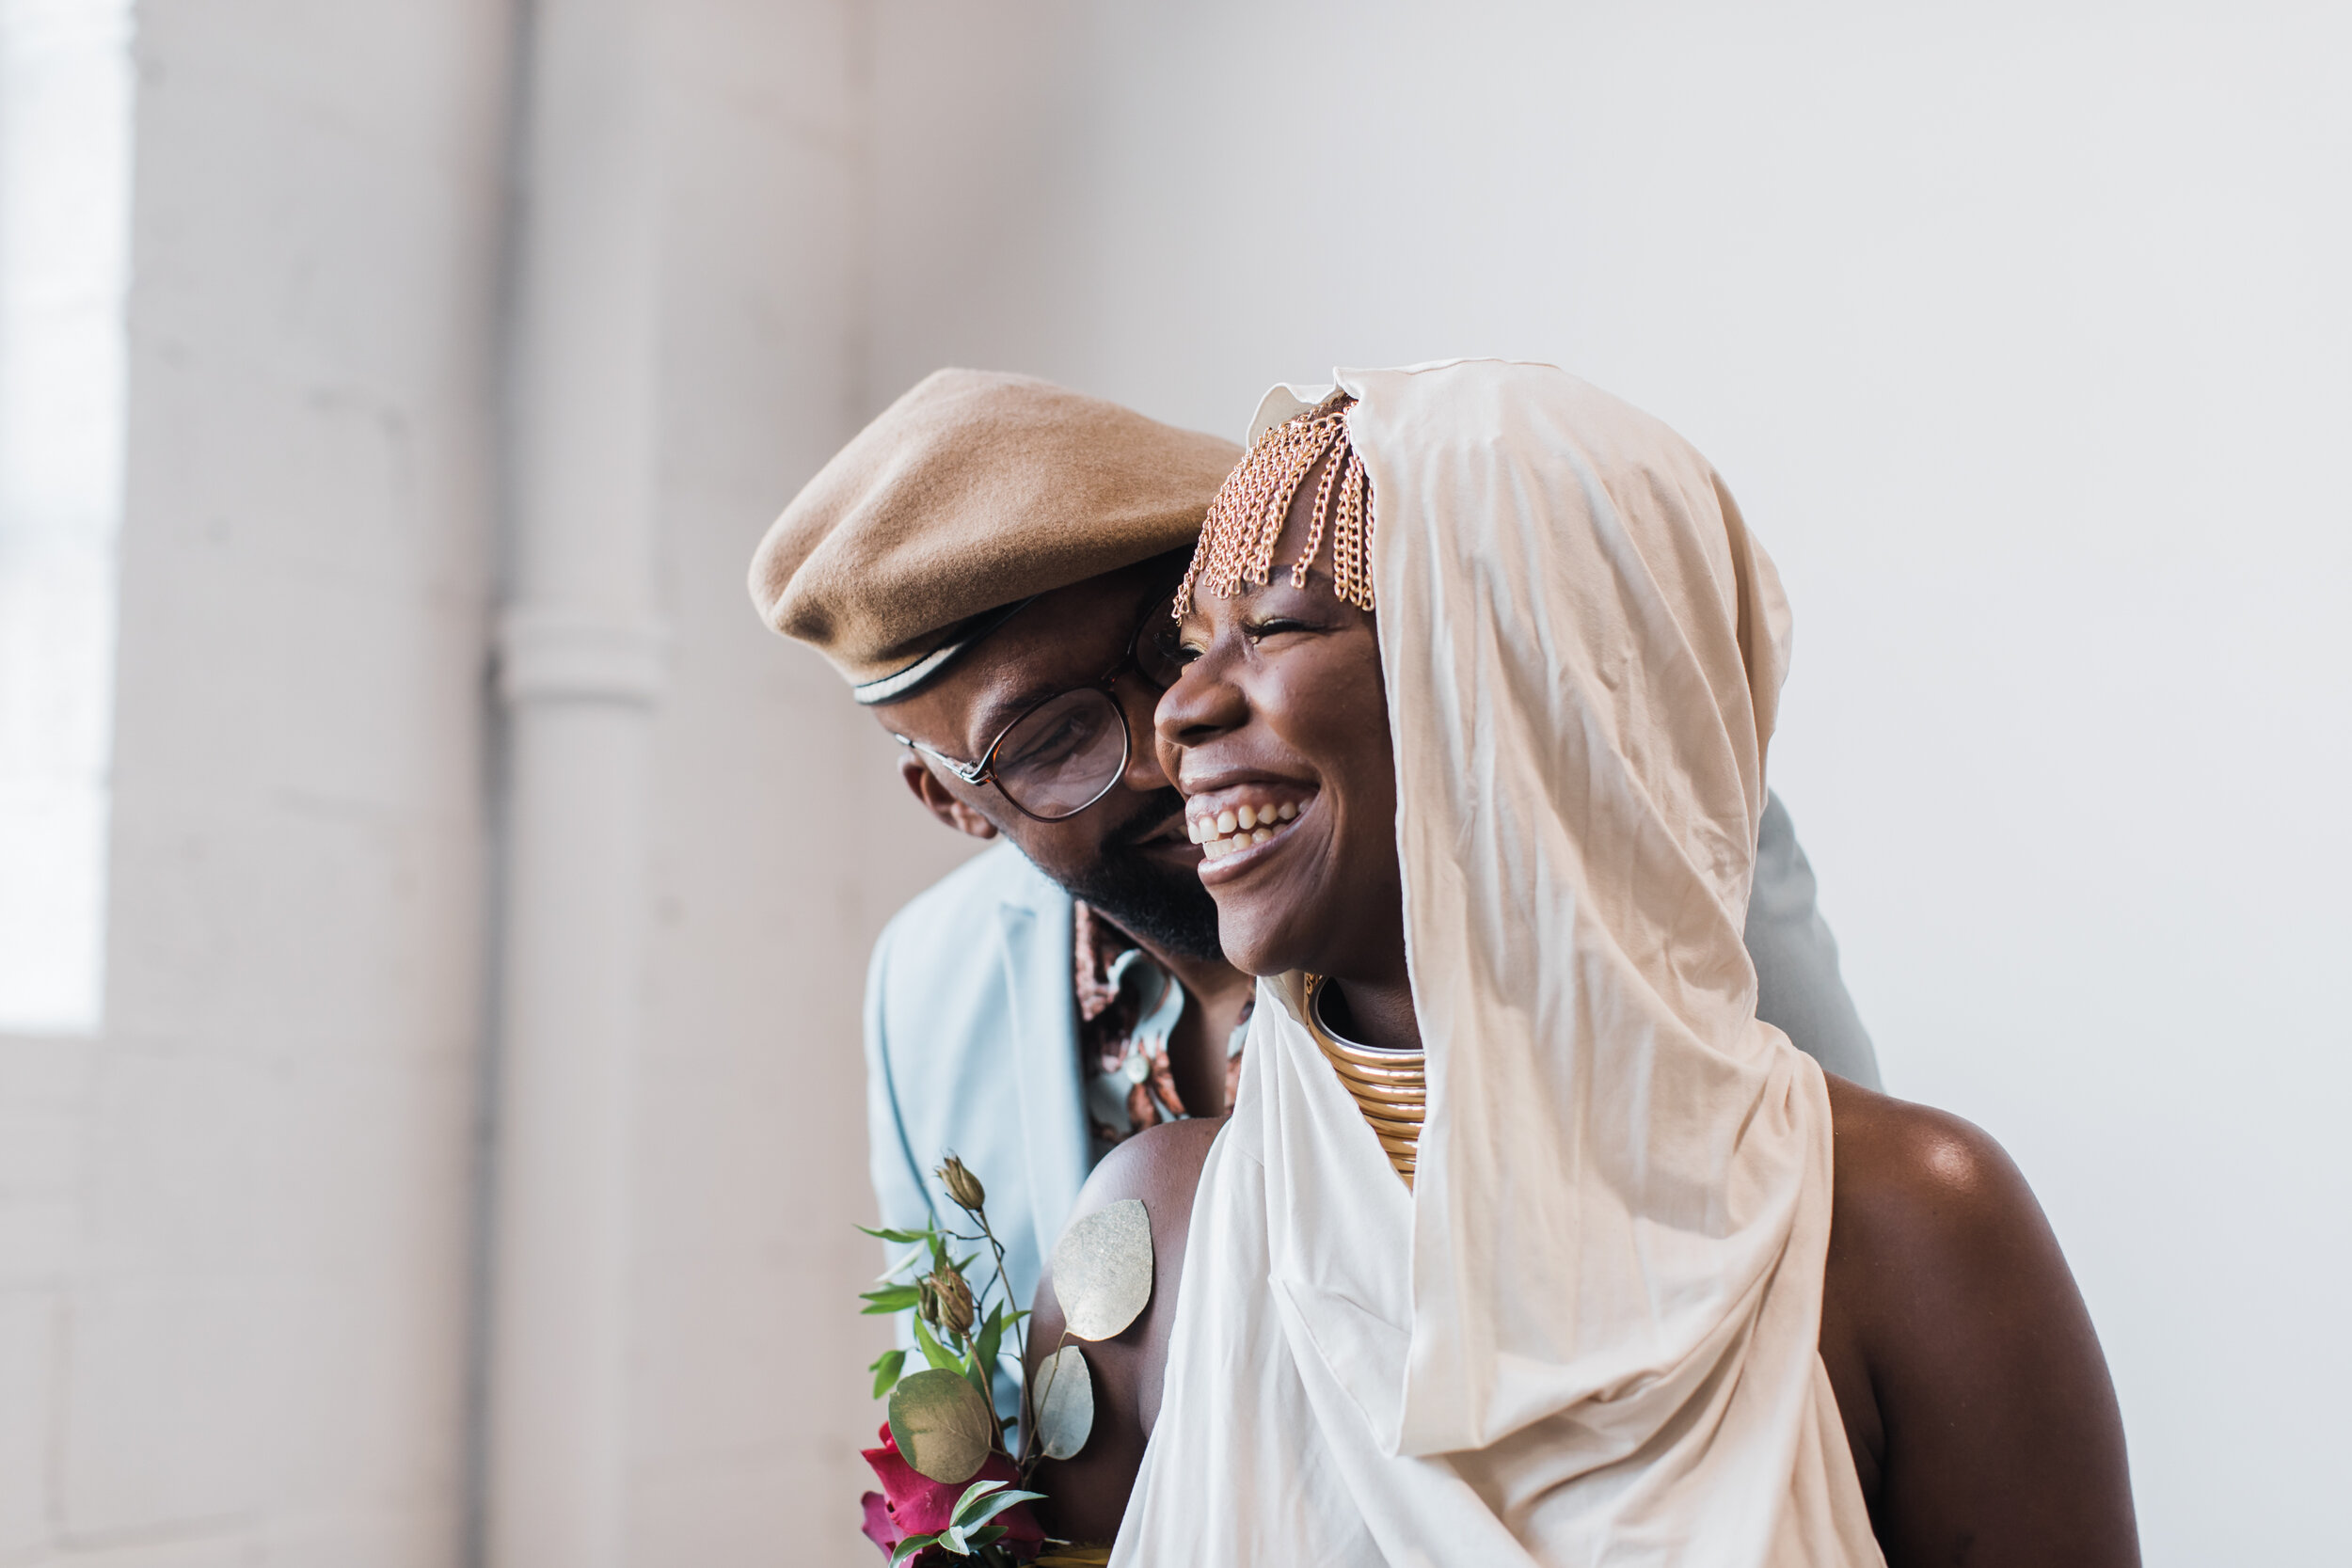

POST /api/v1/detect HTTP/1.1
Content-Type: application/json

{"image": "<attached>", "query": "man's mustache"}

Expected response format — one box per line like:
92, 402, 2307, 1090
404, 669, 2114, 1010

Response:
1105, 787, 1187, 848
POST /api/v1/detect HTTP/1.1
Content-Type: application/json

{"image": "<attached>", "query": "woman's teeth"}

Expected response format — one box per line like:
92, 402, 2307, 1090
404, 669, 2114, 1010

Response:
1186, 799, 1301, 861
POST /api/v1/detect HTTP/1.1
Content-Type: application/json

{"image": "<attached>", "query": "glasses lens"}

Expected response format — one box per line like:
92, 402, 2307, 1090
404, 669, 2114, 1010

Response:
993, 687, 1129, 819
1133, 593, 1184, 689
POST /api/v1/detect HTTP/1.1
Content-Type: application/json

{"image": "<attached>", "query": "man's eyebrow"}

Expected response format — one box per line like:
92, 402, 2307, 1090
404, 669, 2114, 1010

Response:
971, 680, 1067, 742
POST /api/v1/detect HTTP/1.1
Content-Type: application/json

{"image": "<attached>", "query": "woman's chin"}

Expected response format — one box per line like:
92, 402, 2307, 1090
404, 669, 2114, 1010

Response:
1209, 911, 1315, 982
1195, 805, 1371, 979
1224, 948, 1296, 982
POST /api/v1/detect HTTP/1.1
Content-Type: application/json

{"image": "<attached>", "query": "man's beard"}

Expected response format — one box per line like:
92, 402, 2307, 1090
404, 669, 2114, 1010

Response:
1057, 787, 1226, 963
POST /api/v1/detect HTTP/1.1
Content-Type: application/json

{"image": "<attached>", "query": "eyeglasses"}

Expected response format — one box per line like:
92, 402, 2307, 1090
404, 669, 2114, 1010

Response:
894, 592, 1186, 823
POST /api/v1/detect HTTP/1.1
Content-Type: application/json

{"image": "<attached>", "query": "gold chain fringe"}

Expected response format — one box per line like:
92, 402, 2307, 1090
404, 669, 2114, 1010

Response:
1174, 392, 1375, 617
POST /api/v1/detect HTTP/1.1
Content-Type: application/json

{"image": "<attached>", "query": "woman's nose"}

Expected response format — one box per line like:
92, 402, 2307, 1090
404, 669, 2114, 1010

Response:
1152, 660, 1246, 771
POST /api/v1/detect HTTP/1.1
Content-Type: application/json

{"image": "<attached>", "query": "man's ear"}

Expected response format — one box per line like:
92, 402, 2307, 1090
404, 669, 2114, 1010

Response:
899, 753, 999, 841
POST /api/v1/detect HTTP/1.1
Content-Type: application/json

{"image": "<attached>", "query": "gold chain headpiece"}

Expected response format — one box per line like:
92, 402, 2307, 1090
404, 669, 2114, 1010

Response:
1174, 392, 1375, 617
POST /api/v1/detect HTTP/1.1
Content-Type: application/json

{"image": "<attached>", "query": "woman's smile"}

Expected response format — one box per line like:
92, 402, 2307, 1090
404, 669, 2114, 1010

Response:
1183, 784, 1317, 868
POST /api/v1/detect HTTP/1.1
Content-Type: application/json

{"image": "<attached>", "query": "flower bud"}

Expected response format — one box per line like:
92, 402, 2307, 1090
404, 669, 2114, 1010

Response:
929, 1265, 976, 1338
937, 1155, 986, 1213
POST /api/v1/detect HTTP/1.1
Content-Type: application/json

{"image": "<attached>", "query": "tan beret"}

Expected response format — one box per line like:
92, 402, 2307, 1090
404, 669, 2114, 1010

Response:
750, 369, 1243, 704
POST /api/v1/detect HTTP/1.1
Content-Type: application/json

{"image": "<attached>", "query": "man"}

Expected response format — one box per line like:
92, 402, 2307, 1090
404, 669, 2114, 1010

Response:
748, 368, 1881, 1324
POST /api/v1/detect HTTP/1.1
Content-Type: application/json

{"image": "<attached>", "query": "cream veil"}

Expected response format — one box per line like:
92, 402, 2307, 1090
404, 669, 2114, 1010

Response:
1110, 360, 1882, 1566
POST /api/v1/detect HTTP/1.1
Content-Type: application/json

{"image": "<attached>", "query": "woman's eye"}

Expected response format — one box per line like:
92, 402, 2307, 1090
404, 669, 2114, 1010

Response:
1245, 617, 1311, 642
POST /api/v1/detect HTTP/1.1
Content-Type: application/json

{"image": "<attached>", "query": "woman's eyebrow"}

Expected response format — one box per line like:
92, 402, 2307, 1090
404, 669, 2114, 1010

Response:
1199, 579, 1273, 614
1176, 588, 1253, 639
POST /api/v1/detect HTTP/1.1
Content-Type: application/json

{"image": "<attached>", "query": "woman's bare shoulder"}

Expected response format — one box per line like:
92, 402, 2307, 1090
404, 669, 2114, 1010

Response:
1072, 1115, 1223, 1217
1025, 1116, 1222, 1546
1824, 1074, 2043, 1261
1821, 1075, 2139, 1565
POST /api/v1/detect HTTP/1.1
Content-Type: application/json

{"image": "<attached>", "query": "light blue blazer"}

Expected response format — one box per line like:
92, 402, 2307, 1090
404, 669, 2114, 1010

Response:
863, 792, 1878, 1323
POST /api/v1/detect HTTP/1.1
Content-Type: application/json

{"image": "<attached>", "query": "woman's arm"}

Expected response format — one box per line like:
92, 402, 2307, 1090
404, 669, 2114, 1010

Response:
1822, 1078, 2140, 1565
1024, 1117, 1220, 1545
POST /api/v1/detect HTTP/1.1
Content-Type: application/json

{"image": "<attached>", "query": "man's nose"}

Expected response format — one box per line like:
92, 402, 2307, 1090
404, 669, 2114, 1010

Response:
1119, 682, 1172, 790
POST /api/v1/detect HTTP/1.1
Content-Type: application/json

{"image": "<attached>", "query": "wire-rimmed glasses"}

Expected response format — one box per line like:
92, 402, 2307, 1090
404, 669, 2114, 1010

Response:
893, 593, 1186, 822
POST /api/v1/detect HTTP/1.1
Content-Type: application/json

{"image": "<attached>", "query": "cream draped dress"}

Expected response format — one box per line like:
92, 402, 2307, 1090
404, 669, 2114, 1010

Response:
1109, 360, 1883, 1567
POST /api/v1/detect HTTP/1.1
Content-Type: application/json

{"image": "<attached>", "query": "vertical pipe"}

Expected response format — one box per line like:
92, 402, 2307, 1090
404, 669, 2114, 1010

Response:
485, 0, 662, 1563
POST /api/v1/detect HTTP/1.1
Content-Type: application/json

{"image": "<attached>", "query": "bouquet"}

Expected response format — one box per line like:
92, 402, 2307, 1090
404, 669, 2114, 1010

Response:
856, 1156, 1152, 1568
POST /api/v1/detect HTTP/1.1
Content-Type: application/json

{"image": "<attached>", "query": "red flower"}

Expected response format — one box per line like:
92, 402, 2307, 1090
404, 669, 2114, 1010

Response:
860, 1422, 1044, 1561
862, 1489, 898, 1556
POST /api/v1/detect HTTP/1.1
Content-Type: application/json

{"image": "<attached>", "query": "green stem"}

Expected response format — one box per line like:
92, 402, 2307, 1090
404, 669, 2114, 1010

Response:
1016, 1327, 1076, 1481
936, 1202, 1032, 1471
959, 1208, 1025, 1456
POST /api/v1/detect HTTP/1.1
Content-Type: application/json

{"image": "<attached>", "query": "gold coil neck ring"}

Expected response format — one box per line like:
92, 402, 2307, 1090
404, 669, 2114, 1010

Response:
1302, 975, 1424, 1189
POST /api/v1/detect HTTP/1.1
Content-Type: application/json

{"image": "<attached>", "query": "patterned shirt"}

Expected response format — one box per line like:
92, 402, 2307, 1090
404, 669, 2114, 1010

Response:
1073, 900, 1250, 1151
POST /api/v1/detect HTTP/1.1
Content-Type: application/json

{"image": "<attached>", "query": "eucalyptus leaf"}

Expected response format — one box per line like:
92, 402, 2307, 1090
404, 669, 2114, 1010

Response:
889, 1532, 939, 1568
1032, 1343, 1094, 1461
887, 1369, 995, 1484
1050, 1198, 1153, 1341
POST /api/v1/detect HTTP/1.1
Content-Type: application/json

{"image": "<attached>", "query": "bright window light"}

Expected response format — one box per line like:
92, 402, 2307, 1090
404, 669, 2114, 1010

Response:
0, 0, 134, 1034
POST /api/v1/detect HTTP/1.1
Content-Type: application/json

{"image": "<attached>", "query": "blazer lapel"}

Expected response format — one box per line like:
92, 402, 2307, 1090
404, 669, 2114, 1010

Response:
995, 863, 1089, 1272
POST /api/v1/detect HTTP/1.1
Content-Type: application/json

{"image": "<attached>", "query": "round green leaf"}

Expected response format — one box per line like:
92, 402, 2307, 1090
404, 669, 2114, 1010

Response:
1051, 1197, 1153, 1341
1032, 1343, 1093, 1461
887, 1368, 994, 1484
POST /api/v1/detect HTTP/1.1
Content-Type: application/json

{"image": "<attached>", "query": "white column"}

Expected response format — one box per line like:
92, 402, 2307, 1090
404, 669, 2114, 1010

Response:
485, 1, 663, 1564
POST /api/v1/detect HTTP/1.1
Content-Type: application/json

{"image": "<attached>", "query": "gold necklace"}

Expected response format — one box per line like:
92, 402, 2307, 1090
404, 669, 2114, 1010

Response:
1302, 975, 1424, 1189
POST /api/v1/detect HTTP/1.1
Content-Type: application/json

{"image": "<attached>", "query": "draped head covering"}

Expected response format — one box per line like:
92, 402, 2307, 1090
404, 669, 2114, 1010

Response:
1113, 360, 1881, 1565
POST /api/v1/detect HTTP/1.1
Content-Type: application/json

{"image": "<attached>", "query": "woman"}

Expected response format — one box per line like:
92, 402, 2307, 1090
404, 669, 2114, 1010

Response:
1029, 360, 2137, 1564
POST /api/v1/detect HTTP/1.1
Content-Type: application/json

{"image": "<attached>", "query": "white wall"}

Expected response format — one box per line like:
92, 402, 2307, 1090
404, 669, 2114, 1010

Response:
869, 4, 2352, 1561
0, 1, 986, 1561
0, 1, 512, 1562
619, 1, 978, 1559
